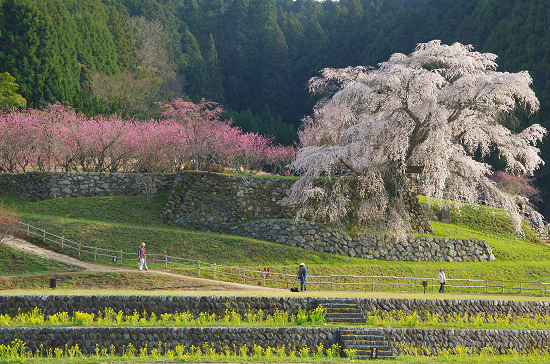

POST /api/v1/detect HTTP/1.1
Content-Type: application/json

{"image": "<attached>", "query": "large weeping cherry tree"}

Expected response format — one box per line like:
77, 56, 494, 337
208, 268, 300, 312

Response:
282, 40, 547, 235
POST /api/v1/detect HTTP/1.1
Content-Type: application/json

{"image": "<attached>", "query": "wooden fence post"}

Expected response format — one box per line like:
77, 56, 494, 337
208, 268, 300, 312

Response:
119, 251, 122, 264
214, 264, 217, 280
165, 255, 168, 269
520, 281, 522, 294
94, 247, 97, 261
61, 237, 64, 250
43, 229, 46, 242
198, 260, 201, 276
78, 243, 81, 258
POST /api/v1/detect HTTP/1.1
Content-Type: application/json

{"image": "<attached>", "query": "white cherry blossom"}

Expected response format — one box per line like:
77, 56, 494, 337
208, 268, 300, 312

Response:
283, 40, 547, 235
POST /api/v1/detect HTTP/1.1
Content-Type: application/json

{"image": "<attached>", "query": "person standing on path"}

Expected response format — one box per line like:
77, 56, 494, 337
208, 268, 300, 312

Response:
298, 263, 307, 292
438, 268, 446, 293
138, 242, 149, 271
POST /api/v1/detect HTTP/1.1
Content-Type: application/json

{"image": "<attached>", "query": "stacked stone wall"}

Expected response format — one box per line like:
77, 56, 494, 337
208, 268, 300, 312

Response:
0, 295, 316, 317
1, 326, 550, 356
3, 296, 550, 356
0, 171, 176, 201
385, 328, 550, 354
3, 296, 550, 319
0, 327, 338, 356
230, 220, 495, 262
159, 172, 294, 231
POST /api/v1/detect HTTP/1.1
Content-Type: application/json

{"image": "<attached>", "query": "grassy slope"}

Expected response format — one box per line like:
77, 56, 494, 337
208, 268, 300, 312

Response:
3, 192, 550, 283
0, 244, 80, 275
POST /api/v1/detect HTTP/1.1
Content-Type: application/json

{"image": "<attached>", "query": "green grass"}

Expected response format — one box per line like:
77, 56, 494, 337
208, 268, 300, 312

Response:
0, 244, 80, 275
4, 193, 550, 288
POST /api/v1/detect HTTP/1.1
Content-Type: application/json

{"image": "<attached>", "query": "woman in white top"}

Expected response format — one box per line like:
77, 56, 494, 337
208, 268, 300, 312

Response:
438, 268, 446, 293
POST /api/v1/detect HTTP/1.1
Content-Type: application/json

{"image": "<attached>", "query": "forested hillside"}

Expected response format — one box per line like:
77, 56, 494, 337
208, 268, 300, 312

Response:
1, 0, 550, 217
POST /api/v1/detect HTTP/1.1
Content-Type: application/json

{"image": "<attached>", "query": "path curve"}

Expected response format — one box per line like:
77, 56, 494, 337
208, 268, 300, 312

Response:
2, 236, 285, 292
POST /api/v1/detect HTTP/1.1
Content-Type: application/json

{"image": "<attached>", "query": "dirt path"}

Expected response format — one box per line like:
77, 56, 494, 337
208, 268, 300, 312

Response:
2, 236, 285, 292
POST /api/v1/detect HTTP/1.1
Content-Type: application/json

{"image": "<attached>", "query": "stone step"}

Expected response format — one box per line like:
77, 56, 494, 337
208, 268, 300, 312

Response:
326, 318, 365, 324
340, 331, 384, 337
325, 312, 364, 318
340, 328, 394, 359
318, 303, 359, 308
354, 352, 394, 360
325, 315, 367, 323
342, 335, 386, 346
350, 347, 392, 354
324, 307, 363, 313
345, 347, 394, 359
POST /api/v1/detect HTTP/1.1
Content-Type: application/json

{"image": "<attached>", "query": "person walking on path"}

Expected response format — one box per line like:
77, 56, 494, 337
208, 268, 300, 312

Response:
298, 263, 307, 292
138, 242, 149, 271
438, 268, 446, 293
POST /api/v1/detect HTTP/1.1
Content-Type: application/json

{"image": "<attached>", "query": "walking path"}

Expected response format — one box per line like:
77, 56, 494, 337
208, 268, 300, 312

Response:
2, 236, 285, 292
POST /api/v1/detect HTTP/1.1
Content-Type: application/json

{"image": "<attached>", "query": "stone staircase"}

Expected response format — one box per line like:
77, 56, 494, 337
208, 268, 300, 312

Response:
317, 298, 366, 325
339, 329, 394, 360
317, 299, 394, 359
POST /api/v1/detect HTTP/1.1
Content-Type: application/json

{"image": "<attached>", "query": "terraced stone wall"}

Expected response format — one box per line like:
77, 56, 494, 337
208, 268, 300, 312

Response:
0, 327, 339, 356
0, 295, 317, 317
159, 172, 294, 231
0, 171, 176, 201
384, 328, 550, 354
1, 326, 550, 356
230, 220, 495, 262
2, 296, 550, 319
3, 296, 550, 356
354, 297, 550, 317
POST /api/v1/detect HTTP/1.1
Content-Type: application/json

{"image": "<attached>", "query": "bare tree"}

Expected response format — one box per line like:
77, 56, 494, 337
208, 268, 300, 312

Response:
89, 17, 185, 118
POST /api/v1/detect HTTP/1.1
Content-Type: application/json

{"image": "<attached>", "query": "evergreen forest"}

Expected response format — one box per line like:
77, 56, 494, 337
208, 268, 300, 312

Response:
1, 0, 550, 218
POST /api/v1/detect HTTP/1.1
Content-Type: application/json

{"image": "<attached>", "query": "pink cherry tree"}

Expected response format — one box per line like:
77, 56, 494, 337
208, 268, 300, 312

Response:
160, 98, 231, 171
265, 144, 297, 175
0, 109, 39, 172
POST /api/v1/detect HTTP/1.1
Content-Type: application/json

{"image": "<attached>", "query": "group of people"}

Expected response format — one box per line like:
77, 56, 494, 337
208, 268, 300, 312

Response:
136, 243, 448, 295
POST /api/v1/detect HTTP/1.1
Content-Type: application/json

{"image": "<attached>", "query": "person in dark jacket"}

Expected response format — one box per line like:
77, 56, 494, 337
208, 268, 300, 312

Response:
298, 263, 307, 292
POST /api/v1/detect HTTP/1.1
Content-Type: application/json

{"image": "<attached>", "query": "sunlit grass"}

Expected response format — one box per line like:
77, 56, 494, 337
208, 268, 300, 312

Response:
4, 192, 550, 290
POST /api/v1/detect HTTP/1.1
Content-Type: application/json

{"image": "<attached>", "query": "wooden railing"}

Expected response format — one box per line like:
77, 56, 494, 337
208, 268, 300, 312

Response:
4, 217, 550, 296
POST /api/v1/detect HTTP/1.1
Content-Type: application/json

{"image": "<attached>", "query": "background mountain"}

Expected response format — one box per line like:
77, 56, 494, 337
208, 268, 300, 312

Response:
1, 0, 550, 217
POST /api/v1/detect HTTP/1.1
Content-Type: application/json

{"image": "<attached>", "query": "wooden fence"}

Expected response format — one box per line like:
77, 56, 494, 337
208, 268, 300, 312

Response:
4, 217, 550, 295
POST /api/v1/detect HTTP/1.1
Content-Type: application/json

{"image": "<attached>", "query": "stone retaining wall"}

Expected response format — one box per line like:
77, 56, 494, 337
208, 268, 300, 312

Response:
0, 172, 176, 201
0, 295, 316, 317
4, 296, 550, 356
354, 297, 550, 317
159, 172, 294, 231
1, 326, 550, 356
230, 220, 496, 262
3, 296, 550, 319
0, 327, 338, 356
385, 328, 550, 354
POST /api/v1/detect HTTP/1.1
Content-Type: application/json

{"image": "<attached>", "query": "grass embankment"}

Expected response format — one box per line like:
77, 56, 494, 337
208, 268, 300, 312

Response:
0, 244, 79, 275
2, 192, 550, 289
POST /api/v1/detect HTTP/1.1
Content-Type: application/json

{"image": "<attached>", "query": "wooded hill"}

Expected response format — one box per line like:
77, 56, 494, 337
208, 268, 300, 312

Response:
1, 0, 550, 217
